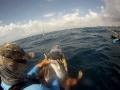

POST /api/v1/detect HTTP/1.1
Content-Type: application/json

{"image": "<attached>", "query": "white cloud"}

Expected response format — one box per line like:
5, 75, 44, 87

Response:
72, 9, 80, 13
0, 10, 102, 40
1, 0, 120, 44
102, 0, 120, 22
0, 9, 117, 44
43, 12, 55, 17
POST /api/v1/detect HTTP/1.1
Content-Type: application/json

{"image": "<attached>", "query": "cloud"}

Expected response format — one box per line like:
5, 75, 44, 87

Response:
0, 21, 3, 25
0, 21, 44, 44
102, 0, 120, 22
0, 21, 2, 23
0, 9, 117, 44
43, 12, 55, 17
72, 9, 80, 13
0, 10, 103, 39
1, 0, 120, 44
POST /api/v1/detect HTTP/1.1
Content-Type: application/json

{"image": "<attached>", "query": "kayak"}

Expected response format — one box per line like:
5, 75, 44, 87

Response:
113, 38, 120, 43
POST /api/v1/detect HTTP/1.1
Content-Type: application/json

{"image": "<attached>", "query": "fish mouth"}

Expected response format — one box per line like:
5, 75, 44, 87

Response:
47, 45, 64, 60
50, 45, 62, 54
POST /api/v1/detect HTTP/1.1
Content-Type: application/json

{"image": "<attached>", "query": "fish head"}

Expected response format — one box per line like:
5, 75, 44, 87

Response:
50, 45, 62, 54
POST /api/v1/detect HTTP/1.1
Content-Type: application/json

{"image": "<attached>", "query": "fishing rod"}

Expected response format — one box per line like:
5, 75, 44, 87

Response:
40, 2, 47, 55
106, 26, 118, 36
42, 17, 48, 55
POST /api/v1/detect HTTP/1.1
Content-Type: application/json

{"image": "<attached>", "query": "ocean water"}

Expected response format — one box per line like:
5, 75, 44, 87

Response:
13, 27, 120, 90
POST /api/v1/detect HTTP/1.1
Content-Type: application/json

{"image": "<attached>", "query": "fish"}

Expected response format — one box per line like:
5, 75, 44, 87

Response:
41, 45, 68, 83
49, 59, 68, 81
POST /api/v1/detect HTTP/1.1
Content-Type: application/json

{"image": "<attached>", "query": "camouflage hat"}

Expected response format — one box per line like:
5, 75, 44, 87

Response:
0, 43, 34, 63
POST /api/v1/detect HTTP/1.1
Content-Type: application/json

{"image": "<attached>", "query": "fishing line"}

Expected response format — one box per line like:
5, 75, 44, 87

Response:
42, 17, 46, 54
40, 1, 47, 55
106, 27, 118, 36
57, 30, 61, 45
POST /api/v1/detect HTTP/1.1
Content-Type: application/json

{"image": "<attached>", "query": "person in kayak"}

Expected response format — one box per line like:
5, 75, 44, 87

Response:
37, 45, 83, 90
111, 33, 120, 39
0, 43, 60, 90
111, 33, 120, 43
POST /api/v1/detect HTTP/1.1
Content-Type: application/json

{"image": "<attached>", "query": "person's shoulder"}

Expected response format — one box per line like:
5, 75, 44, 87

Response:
23, 84, 50, 90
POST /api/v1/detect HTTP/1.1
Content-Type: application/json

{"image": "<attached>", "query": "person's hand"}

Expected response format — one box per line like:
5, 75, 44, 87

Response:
37, 59, 49, 68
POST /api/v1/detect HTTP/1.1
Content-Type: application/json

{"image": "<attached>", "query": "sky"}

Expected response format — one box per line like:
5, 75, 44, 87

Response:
0, 0, 120, 44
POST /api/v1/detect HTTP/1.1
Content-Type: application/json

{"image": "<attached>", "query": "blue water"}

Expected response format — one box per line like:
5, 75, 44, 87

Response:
14, 27, 120, 90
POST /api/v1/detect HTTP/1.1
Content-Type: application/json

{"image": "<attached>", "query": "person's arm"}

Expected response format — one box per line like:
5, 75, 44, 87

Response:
27, 59, 49, 78
27, 59, 60, 90
27, 65, 41, 77
50, 77, 60, 90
